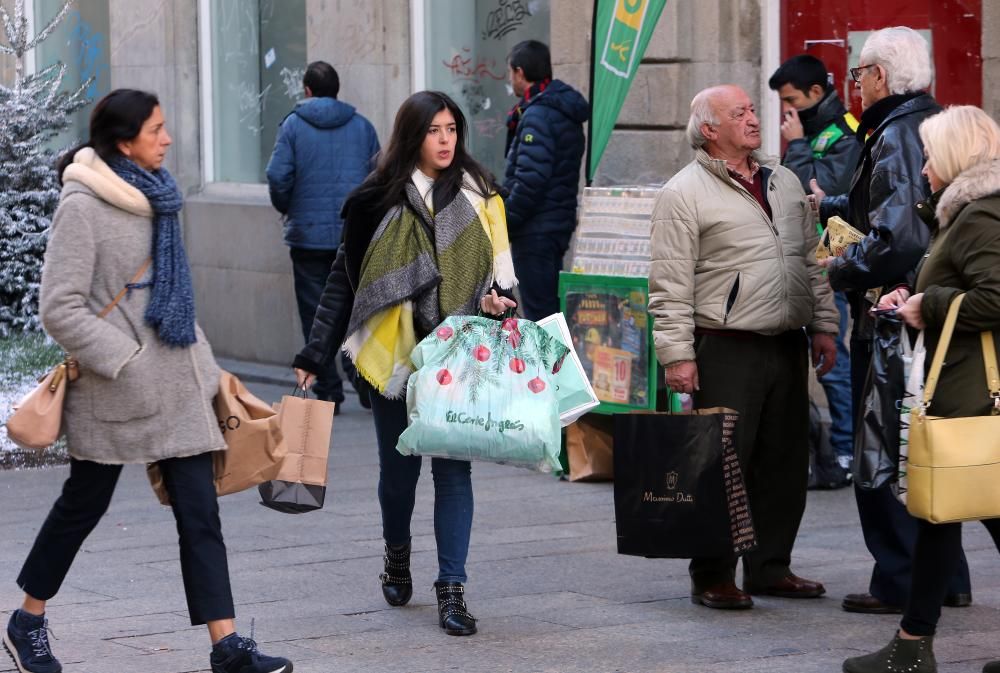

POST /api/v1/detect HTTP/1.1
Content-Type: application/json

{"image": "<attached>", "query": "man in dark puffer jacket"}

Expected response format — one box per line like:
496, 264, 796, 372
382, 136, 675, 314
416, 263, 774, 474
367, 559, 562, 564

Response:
266, 61, 379, 411
503, 40, 589, 320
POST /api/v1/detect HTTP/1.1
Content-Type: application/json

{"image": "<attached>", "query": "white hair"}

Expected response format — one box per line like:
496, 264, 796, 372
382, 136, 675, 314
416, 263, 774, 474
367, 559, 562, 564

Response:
860, 27, 933, 94
686, 88, 721, 149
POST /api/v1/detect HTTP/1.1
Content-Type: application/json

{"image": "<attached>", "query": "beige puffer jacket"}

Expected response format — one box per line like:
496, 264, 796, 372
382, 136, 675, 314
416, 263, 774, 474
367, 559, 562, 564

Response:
649, 149, 839, 366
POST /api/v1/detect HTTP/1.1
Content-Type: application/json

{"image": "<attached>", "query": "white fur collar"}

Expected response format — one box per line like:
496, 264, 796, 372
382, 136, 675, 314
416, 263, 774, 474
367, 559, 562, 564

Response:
936, 159, 1000, 228
62, 148, 153, 217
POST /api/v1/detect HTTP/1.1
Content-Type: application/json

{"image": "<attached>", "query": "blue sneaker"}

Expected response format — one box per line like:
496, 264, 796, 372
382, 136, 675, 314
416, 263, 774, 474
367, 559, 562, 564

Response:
210, 633, 292, 673
2, 610, 61, 673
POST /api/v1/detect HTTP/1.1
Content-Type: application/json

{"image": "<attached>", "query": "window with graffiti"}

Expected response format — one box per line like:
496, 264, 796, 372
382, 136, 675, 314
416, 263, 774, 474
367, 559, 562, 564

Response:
33, 0, 110, 146
206, 0, 306, 183
424, 0, 550, 178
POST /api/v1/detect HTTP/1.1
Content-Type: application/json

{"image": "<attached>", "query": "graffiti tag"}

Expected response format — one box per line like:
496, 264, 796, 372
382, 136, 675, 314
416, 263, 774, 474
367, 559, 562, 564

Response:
442, 48, 506, 82
482, 0, 531, 40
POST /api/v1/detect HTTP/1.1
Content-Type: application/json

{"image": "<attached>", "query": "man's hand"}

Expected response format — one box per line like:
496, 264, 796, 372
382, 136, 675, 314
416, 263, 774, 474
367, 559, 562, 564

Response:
898, 293, 926, 330
294, 367, 315, 391
665, 360, 699, 394
780, 106, 805, 141
811, 333, 838, 378
808, 178, 826, 217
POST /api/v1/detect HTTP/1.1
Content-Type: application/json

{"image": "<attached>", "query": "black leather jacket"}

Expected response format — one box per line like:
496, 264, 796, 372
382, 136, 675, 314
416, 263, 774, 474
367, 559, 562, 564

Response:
820, 93, 940, 340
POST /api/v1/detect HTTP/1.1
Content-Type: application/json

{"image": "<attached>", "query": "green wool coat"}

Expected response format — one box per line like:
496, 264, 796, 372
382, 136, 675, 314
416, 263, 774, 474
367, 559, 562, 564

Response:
915, 159, 1000, 418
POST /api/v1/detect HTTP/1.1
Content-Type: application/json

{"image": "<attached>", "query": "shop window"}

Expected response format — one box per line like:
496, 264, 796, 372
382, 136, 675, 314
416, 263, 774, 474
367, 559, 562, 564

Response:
422, 0, 550, 178
205, 0, 306, 183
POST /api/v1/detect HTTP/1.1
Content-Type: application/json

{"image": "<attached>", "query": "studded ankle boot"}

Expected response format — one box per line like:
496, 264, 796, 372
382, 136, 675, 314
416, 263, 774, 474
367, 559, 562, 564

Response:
842, 631, 936, 673
379, 542, 412, 606
434, 581, 477, 636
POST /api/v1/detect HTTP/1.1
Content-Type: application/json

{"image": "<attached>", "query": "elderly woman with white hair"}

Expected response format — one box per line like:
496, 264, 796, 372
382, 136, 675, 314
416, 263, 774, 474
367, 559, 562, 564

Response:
844, 105, 1000, 673
811, 26, 975, 617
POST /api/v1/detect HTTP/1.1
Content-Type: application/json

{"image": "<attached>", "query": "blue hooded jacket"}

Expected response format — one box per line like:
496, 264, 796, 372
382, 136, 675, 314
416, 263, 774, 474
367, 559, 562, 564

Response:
266, 97, 380, 250
503, 79, 589, 239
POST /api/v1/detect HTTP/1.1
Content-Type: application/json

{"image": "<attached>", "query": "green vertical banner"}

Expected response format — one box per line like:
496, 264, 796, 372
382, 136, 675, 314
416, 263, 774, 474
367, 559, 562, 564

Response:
587, 0, 668, 182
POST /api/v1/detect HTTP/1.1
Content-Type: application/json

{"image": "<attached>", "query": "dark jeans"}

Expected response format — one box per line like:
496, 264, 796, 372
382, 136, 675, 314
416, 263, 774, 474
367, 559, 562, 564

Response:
902, 517, 1000, 636
17, 453, 234, 626
819, 291, 853, 458
850, 338, 971, 606
370, 392, 473, 583
290, 247, 356, 402
688, 330, 810, 591
510, 232, 573, 321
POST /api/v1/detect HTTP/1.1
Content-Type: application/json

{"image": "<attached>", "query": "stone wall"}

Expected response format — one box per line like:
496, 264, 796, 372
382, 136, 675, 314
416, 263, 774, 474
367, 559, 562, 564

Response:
551, 0, 763, 187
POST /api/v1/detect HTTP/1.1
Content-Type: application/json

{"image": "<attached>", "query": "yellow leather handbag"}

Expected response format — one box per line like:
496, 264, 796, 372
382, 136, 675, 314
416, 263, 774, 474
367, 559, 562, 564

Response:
906, 294, 1000, 523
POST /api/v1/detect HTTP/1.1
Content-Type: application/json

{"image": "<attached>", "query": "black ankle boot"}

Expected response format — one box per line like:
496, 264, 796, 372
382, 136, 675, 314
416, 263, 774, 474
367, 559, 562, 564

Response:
380, 542, 412, 606
842, 631, 936, 673
434, 581, 477, 636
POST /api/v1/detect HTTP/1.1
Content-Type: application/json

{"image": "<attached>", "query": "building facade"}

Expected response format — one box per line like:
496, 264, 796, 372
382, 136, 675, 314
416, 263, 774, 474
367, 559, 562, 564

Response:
3, 0, 995, 363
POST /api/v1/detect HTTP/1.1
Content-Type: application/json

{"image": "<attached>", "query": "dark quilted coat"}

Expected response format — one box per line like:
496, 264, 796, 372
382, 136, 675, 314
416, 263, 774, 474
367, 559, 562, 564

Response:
503, 80, 589, 239
266, 97, 380, 250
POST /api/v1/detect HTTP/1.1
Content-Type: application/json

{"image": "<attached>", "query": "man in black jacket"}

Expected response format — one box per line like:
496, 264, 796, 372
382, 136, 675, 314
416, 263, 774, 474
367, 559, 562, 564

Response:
813, 26, 972, 616
770, 55, 862, 486
503, 40, 589, 320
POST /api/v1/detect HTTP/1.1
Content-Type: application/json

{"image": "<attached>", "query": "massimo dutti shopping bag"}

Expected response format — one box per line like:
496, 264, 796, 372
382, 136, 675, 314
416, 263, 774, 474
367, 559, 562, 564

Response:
148, 371, 286, 505
613, 409, 756, 559
258, 392, 335, 513
565, 413, 613, 482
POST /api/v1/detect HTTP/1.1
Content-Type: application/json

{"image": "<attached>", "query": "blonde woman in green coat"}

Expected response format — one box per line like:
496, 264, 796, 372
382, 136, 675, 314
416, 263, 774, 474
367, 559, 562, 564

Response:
845, 105, 1000, 673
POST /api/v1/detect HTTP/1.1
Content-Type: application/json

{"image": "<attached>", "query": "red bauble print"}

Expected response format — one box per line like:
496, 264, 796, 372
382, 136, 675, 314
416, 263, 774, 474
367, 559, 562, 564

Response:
528, 377, 546, 393
473, 345, 491, 362
437, 369, 453, 385
509, 358, 526, 374
437, 326, 454, 341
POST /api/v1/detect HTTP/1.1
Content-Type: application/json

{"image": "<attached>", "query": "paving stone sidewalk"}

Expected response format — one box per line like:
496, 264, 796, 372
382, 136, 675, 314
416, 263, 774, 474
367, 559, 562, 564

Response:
1, 375, 998, 673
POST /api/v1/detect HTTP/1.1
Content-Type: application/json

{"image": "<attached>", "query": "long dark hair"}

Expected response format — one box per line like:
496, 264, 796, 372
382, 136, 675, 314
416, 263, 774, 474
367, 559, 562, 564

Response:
353, 91, 500, 219
56, 89, 160, 182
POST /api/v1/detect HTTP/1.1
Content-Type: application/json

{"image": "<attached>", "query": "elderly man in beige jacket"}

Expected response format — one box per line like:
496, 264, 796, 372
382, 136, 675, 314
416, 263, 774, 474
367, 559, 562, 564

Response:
649, 84, 839, 610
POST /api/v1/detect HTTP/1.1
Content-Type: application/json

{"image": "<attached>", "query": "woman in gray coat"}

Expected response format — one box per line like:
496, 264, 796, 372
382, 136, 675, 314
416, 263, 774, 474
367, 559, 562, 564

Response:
2, 90, 290, 673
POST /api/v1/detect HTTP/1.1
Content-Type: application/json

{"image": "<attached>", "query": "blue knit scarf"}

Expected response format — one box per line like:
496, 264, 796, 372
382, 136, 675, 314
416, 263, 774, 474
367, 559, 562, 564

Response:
107, 156, 196, 347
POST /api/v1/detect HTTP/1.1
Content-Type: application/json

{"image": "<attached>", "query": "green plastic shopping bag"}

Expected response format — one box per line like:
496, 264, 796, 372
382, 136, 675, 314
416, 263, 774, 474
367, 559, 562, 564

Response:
397, 315, 569, 473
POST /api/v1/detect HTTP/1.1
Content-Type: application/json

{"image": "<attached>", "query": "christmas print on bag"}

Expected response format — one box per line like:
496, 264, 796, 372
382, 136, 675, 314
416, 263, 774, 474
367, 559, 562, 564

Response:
397, 315, 569, 473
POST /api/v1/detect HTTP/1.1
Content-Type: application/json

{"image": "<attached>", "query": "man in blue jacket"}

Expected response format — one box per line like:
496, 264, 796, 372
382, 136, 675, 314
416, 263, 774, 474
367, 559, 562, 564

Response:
266, 61, 379, 410
504, 40, 589, 320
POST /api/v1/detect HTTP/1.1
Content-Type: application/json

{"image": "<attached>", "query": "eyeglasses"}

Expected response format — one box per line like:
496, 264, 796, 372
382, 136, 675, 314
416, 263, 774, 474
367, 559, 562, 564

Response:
850, 64, 878, 83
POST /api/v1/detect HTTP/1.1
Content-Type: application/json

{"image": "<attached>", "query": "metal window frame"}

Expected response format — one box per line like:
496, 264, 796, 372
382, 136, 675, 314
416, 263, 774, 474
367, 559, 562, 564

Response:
197, 0, 215, 184
409, 0, 425, 93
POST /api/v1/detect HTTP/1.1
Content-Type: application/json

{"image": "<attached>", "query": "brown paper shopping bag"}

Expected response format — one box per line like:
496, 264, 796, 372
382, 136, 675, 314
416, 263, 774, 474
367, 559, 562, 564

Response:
258, 392, 335, 513
147, 371, 286, 505
566, 413, 614, 482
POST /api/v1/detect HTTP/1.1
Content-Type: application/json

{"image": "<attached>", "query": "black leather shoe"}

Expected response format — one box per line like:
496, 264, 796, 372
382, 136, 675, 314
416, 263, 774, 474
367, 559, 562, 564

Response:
434, 582, 477, 636
982, 660, 1000, 673
842, 593, 902, 614
380, 542, 412, 606
747, 573, 825, 598
691, 582, 753, 610
943, 592, 972, 608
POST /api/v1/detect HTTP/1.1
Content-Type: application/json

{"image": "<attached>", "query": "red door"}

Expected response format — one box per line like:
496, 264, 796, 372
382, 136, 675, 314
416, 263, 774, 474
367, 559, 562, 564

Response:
781, 0, 982, 120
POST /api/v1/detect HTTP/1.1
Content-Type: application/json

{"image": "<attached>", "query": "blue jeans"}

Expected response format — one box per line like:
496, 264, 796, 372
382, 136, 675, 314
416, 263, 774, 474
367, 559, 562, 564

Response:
819, 291, 853, 458
370, 393, 474, 583
289, 247, 356, 402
